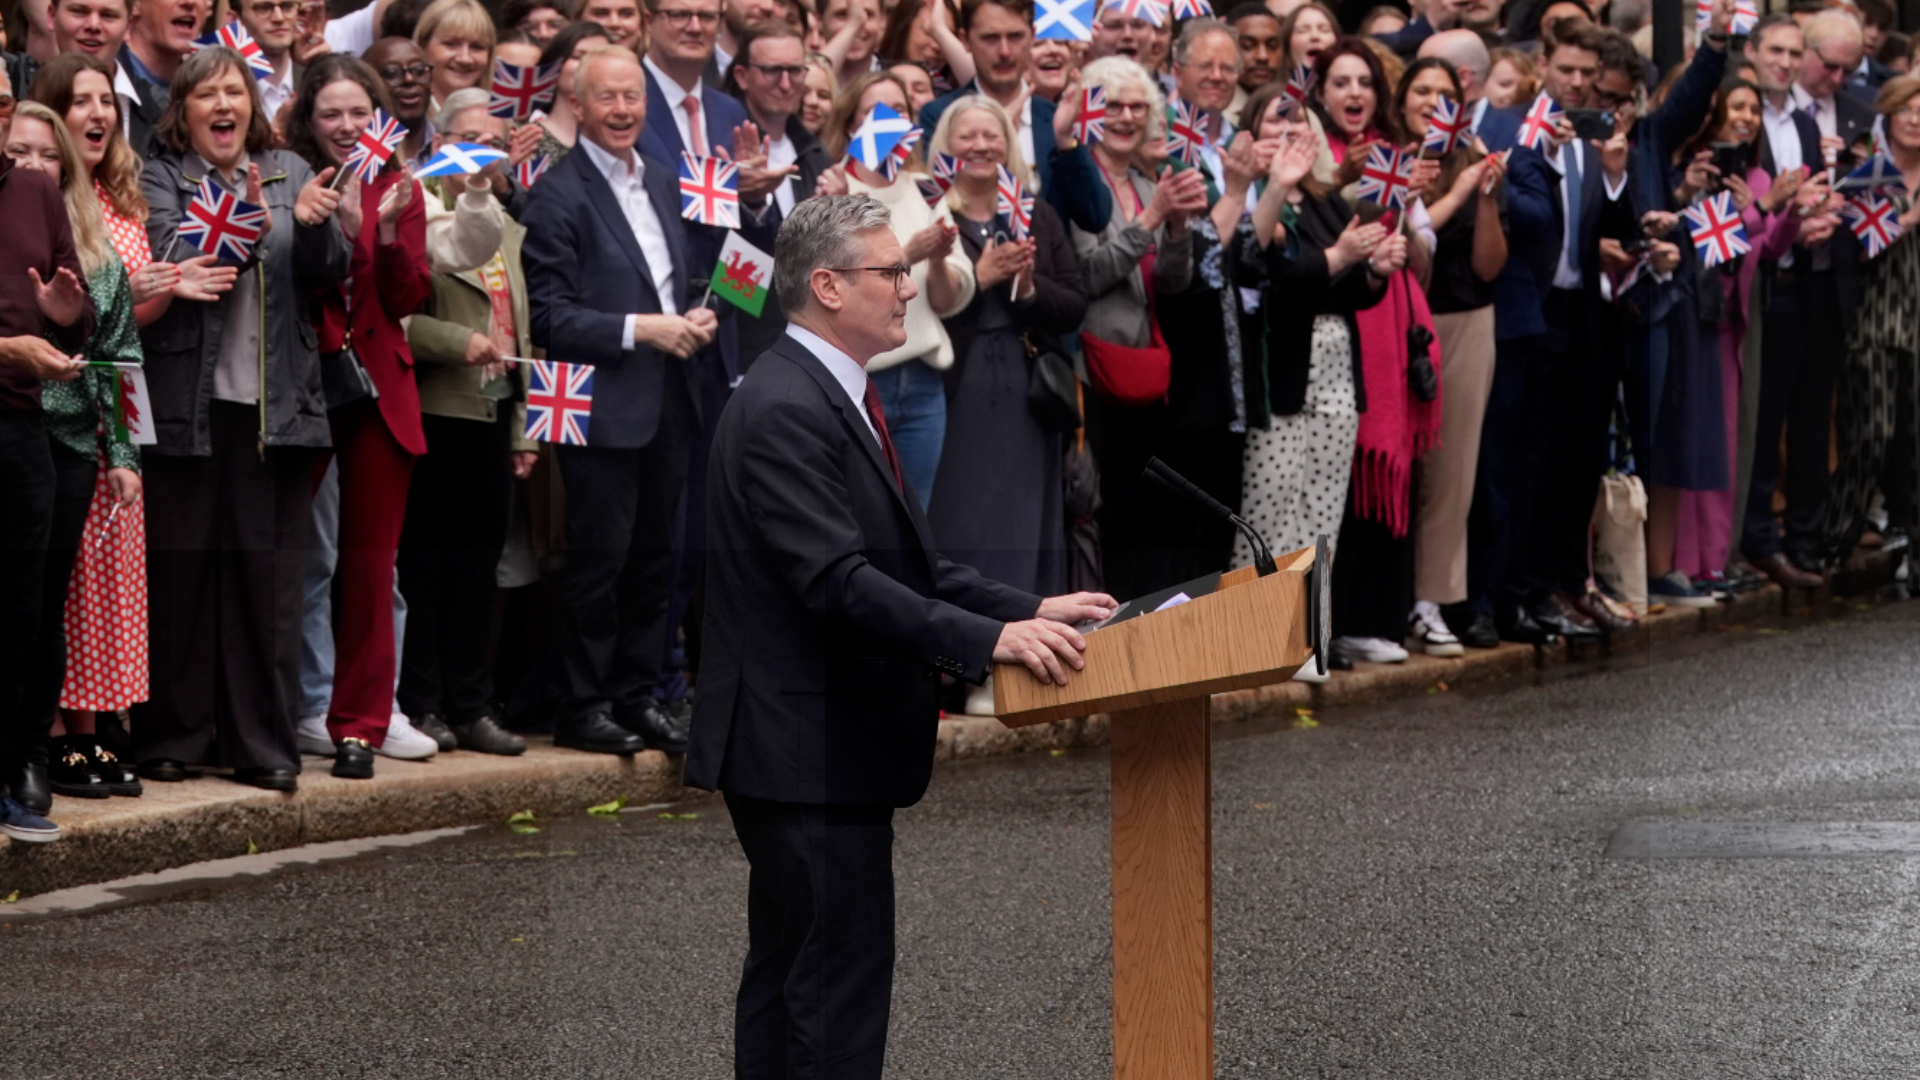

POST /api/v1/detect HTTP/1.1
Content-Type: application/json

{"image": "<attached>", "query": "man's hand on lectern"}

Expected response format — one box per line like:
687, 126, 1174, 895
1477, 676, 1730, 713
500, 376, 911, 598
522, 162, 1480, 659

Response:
993, 620, 1089, 686
1036, 592, 1118, 625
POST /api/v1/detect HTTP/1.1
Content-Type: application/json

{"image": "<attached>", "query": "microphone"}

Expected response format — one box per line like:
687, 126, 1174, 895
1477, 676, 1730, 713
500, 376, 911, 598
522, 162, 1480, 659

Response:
1141, 457, 1278, 577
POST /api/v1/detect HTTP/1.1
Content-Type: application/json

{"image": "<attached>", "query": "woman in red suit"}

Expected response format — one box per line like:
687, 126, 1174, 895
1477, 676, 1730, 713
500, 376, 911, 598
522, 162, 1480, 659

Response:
283, 55, 433, 779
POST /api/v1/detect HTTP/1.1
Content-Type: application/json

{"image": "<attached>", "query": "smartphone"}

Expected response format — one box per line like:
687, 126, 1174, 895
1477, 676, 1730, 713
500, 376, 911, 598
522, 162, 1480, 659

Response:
1567, 108, 1615, 141
1709, 141, 1750, 184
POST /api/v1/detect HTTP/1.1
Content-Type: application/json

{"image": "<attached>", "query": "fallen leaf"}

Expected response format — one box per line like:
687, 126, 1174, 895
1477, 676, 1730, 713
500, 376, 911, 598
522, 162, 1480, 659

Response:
245, 838, 258, 856
509, 823, 541, 835
587, 797, 627, 816
506, 809, 538, 825
1049, 749, 1066, 757
1, 891, 17, 904
509, 937, 525, 944
1292, 716, 1319, 730
1292, 706, 1314, 719
656, 812, 701, 821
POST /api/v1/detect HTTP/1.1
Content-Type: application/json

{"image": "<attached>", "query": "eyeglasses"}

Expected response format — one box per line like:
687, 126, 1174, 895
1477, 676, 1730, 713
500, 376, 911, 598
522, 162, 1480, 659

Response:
744, 62, 809, 81
378, 63, 434, 83
1812, 51, 1849, 73
246, 0, 301, 14
1106, 100, 1152, 116
449, 132, 510, 149
653, 8, 721, 27
830, 264, 913, 291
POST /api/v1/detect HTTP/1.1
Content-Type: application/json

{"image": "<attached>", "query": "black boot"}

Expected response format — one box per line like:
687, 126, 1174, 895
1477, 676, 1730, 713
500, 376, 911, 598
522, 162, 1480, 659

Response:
48, 736, 112, 800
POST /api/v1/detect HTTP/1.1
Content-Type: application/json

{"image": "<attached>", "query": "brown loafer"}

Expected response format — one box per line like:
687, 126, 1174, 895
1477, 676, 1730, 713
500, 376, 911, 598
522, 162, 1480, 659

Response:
1753, 551, 1823, 590
1571, 590, 1635, 635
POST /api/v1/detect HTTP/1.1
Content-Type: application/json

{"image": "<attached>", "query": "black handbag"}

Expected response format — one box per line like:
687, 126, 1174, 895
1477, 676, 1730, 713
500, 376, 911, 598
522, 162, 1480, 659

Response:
1403, 277, 1438, 403
319, 346, 378, 409
1023, 331, 1081, 434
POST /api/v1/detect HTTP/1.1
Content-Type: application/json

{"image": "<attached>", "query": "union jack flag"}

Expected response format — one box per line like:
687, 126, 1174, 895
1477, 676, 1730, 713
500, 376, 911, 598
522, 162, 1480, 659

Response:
880, 126, 922, 181
918, 151, 958, 206
1355, 143, 1415, 210
344, 109, 407, 184
1075, 84, 1106, 145
1843, 192, 1904, 257
488, 58, 561, 121
1517, 91, 1563, 152
678, 152, 740, 228
1683, 191, 1750, 268
178, 175, 269, 262
1422, 94, 1470, 155
1169, 0, 1211, 16
1694, 0, 1756, 34
192, 21, 275, 80
1281, 65, 1314, 116
516, 154, 551, 188
997, 164, 1034, 241
524, 360, 594, 446
1102, 0, 1166, 26
1167, 99, 1206, 164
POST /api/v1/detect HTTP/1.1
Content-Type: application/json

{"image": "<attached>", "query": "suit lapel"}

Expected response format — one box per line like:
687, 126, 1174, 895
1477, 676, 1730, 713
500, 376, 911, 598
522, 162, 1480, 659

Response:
644, 163, 689, 312
644, 70, 684, 160
572, 150, 662, 308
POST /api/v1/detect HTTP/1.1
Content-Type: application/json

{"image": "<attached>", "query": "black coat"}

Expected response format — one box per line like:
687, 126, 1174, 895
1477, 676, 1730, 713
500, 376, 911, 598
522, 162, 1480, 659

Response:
686, 334, 1042, 807
942, 198, 1087, 394
1254, 192, 1386, 423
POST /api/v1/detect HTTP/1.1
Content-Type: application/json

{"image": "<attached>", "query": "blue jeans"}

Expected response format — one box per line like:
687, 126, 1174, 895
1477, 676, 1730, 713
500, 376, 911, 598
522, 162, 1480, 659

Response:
866, 359, 946, 511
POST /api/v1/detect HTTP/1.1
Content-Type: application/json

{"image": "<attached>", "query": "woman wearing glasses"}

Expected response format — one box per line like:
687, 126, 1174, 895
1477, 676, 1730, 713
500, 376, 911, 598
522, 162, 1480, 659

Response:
819, 70, 975, 507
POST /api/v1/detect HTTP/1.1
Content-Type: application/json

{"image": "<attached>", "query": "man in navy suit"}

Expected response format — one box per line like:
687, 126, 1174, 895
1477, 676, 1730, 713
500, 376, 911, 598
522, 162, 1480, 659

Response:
521, 47, 718, 755
688, 193, 1116, 1079
914, 0, 1112, 233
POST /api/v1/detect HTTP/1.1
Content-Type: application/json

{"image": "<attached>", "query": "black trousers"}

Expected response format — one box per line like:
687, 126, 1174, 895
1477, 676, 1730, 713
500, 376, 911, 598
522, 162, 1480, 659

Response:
19, 443, 98, 755
1742, 268, 1840, 561
725, 792, 896, 1080
1467, 333, 1555, 611
132, 401, 314, 771
1332, 488, 1414, 641
397, 410, 513, 723
1528, 288, 1617, 596
0, 410, 56, 778
554, 362, 692, 721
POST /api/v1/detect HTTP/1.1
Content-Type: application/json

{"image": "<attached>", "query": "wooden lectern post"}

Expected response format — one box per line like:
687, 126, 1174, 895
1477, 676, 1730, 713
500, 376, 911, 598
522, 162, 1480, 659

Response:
993, 546, 1326, 1080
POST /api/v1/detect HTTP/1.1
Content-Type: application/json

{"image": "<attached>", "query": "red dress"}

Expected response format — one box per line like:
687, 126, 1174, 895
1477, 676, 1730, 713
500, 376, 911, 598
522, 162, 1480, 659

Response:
61, 185, 151, 711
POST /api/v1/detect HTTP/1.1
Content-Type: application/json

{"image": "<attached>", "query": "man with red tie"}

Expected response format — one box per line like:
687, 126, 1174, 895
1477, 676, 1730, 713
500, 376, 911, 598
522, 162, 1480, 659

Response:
687, 193, 1116, 1079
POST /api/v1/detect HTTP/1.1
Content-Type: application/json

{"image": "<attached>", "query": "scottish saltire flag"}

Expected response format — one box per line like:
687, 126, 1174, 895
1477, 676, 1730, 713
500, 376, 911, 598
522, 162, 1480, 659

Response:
1422, 95, 1470, 155
1836, 153, 1906, 196
1075, 84, 1106, 144
524, 360, 593, 445
997, 164, 1034, 242
1103, 0, 1166, 27
918, 151, 958, 206
1034, 0, 1095, 40
489, 58, 561, 121
1843, 193, 1903, 257
880, 126, 922, 182
345, 109, 407, 183
847, 102, 914, 172
679, 152, 741, 228
516, 154, 551, 188
1517, 91, 1563, 152
1281, 65, 1314, 115
1169, 0, 1211, 16
192, 21, 274, 80
1166, 99, 1205, 164
413, 142, 508, 177
1684, 191, 1749, 268
178, 176, 268, 261
1355, 143, 1415, 210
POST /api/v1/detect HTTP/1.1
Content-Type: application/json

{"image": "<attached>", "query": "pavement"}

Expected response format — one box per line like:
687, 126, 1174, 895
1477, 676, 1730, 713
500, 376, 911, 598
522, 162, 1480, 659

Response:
0, 549, 1905, 904
5, 574, 1920, 1078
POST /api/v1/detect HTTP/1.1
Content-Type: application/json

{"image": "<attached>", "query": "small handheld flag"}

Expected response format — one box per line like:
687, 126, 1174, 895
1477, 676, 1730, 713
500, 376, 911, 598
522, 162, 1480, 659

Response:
1166, 99, 1205, 164
1355, 143, 1416, 210
1102, 0, 1166, 27
1169, 0, 1211, 16
192, 22, 275, 80
516, 154, 551, 188
997, 164, 1035, 241
1835, 153, 1907, 196
1518, 92, 1564, 152
679, 152, 741, 228
1684, 191, 1750, 268
344, 109, 407, 184
1281, 65, 1314, 116
1422, 95, 1470, 156
880, 127, 922, 182
488, 58, 561, 121
711, 231, 776, 317
1034, 0, 1096, 40
1075, 84, 1107, 145
918, 151, 958, 206
524, 360, 594, 445
178, 175, 269, 262
413, 142, 509, 177
1842, 193, 1903, 257
1694, 0, 1756, 34
847, 102, 915, 173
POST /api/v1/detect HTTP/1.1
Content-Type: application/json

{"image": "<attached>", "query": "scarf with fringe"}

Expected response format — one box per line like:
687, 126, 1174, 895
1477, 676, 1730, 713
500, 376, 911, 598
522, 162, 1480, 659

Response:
1351, 267, 1443, 537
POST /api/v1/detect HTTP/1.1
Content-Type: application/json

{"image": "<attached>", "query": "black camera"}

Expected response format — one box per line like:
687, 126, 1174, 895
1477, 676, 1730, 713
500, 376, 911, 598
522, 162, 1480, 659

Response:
1407, 323, 1437, 403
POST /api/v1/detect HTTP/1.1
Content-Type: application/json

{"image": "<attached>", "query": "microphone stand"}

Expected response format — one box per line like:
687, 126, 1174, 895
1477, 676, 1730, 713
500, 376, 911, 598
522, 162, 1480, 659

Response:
1141, 456, 1277, 577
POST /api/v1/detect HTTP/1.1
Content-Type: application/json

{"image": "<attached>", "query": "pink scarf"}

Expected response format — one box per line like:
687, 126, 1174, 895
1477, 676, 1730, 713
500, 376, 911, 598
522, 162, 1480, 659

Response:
1351, 268, 1443, 537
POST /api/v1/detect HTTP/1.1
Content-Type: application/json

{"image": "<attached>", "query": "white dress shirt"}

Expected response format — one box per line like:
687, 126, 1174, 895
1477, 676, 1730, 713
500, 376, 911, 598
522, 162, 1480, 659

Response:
1545, 140, 1627, 290
767, 129, 798, 216
112, 62, 140, 142
259, 62, 296, 128
1762, 93, 1806, 268
578, 137, 680, 349
786, 324, 879, 442
644, 55, 708, 154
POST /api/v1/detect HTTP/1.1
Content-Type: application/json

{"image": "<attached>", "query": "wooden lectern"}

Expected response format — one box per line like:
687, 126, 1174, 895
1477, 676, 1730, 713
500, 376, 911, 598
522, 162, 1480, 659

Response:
991, 543, 1328, 1080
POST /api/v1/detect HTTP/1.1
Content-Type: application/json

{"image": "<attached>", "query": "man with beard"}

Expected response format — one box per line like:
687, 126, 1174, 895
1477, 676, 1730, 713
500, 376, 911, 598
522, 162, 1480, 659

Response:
1225, 1, 1281, 122
710, 0, 778, 86
365, 36, 434, 166
916, 0, 1109, 232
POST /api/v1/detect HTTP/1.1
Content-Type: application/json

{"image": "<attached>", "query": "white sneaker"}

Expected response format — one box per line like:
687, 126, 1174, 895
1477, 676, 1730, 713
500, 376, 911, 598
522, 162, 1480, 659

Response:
1407, 609, 1464, 657
376, 713, 438, 760
297, 714, 336, 757
1334, 636, 1410, 664
1291, 653, 1330, 683
963, 677, 997, 717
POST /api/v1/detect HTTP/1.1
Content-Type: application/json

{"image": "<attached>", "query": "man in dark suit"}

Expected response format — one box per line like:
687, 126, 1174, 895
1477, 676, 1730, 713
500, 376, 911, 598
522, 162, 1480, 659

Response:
520, 47, 718, 755
915, 0, 1111, 233
688, 193, 1117, 1079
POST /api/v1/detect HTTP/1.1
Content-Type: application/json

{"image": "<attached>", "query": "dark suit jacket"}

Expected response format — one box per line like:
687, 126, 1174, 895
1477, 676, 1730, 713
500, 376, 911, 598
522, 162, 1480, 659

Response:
735, 115, 834, 366
1760, 105, 1865, 319
519, 145, 696, 449
1488, 135, 1561, 341
1844, 58, 1893, 106
1473, 103, 1521, 154
917, 81, 1114, 234
115, 45, 167, 160
1259, 192, 1386, 419
686, 333, 1042, 806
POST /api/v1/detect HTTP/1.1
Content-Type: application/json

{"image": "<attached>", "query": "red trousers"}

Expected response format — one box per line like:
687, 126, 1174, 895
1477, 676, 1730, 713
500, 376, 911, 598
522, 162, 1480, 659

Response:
318, 400, 415, 745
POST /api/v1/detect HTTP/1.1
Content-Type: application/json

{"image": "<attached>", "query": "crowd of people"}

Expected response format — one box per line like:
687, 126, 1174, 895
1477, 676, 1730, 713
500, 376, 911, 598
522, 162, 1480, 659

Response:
2, 0, 1917, 843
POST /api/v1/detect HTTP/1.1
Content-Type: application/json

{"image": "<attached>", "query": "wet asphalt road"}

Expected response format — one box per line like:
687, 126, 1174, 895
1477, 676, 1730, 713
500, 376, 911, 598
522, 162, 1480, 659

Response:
7, 599, 1920, 1079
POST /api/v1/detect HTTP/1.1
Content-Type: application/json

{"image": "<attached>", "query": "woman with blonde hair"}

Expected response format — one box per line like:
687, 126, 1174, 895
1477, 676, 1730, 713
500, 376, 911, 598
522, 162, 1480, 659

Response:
4, 100, 147, 803
414, 0, 497, 113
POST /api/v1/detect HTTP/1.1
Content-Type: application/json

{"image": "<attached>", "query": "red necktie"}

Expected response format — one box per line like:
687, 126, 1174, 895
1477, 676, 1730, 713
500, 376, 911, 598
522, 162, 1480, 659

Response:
862, 380, 904, 495
684, 96, 706, 155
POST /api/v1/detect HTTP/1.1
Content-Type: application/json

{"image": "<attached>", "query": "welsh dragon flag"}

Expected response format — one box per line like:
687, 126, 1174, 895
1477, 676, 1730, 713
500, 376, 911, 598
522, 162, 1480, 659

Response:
711, 231, 774, 318
114, 369, 156, 446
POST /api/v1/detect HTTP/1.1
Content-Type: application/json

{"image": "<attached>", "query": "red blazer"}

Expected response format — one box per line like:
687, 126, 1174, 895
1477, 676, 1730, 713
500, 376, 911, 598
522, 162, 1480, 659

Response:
314, 170, 432, 455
